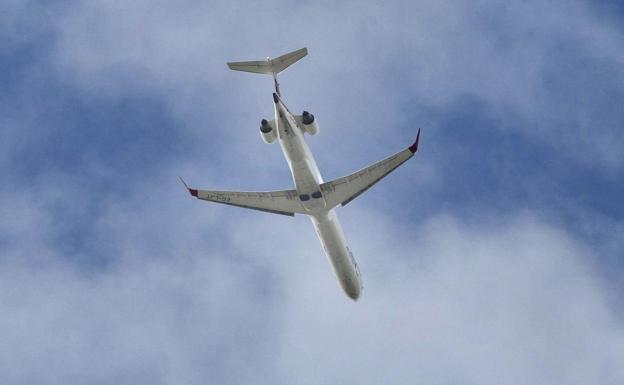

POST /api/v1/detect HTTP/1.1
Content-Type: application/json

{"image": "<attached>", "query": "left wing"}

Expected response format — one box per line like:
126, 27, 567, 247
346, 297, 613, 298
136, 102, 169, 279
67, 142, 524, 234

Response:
320, 129, 420, 208
180, 178, 306, 216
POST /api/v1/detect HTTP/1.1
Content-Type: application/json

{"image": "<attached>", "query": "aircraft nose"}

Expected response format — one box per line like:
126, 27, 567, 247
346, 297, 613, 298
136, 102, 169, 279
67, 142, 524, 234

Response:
344, 282, 362, 301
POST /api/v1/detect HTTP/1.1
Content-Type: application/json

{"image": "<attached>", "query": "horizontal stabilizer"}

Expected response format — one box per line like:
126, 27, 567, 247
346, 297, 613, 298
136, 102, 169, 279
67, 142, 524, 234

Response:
227, 47, 308, 76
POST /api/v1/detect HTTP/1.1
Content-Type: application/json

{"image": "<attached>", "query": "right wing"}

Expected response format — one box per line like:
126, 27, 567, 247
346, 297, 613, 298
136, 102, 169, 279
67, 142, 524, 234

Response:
180, 179, 306, 217
320, 130, 421, 208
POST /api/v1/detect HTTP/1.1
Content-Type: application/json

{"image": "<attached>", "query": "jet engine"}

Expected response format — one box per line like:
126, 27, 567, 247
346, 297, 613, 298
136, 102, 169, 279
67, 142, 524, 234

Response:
301, 111, 319, 135
260, 119, 277, 144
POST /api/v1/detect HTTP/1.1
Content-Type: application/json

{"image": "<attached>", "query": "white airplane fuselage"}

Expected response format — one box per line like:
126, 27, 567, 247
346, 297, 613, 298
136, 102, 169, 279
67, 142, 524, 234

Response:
186, 48, 419, 300
273, 93, 363, 300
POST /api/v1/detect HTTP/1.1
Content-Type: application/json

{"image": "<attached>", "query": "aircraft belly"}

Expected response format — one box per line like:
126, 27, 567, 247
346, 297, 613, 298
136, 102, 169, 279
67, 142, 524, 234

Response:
312, 212, 362, 300
290, 160, 318, 190
280, 134, 321, 188
282, 139, 304, 163
210, 48, 420, 300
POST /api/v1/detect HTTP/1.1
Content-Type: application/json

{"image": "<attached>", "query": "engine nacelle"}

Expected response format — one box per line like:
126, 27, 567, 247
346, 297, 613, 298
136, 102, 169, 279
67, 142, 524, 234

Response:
260, 119, 277, 144
301, 111, 319, 135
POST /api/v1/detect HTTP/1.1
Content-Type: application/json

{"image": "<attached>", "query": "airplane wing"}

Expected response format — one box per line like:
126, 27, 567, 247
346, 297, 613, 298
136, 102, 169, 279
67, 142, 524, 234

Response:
320, 129, 421, 208
180, 178, 306, 216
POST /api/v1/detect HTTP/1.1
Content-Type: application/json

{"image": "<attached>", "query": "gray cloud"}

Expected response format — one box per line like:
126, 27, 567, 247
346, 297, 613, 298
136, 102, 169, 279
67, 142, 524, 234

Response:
50, 0, 624, 169
2, 201, 623, 384
2, 1, 624, 384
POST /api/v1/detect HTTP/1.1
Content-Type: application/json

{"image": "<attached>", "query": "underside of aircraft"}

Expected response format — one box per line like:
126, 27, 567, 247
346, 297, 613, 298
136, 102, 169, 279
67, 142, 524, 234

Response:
182, 48, 420, 300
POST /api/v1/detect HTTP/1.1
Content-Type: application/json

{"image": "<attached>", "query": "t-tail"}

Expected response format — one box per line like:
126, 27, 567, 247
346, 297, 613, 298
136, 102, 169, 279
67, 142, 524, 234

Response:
227, 47, 307, 95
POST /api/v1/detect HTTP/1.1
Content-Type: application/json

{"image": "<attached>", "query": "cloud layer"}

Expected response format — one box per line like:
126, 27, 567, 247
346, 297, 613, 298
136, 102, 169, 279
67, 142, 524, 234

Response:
2, 0, 623, 384
2, 208, 623, 384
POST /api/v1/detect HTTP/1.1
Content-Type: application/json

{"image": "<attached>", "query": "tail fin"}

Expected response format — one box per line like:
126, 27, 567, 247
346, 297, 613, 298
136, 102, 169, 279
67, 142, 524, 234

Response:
227, 47, 307, 76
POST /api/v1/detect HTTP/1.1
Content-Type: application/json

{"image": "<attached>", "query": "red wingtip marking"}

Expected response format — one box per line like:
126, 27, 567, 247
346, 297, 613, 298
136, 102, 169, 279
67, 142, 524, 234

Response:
409, 128, 421, 154
179, 176, 198, 197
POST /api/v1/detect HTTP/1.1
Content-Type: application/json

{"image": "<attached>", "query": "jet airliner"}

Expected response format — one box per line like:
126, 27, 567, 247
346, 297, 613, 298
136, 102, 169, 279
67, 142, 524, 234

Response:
182, 48, 420, 300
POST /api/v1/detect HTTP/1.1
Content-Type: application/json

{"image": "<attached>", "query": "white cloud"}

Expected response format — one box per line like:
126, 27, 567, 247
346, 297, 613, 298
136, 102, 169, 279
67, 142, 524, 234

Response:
1, 192, 622, 384
3, 1, 624, 384
50, 0, 624, 169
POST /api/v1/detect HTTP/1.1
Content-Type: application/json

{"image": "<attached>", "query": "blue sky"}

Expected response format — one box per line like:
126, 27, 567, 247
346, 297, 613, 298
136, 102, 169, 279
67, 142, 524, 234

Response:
2, 1, 624, 384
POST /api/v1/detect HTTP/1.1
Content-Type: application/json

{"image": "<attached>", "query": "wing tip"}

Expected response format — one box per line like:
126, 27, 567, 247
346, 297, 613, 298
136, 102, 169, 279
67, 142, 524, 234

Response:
179, 176, 198, 197
408, 128, 421, 154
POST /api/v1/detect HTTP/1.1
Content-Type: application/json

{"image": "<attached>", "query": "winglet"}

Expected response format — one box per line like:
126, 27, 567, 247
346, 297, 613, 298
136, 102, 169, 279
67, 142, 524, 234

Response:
408, 128, 421, 154
179, 176, 198, 197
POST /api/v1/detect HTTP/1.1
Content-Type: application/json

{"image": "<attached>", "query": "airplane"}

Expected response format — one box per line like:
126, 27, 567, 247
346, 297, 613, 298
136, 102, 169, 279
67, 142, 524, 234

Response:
181, 47, 420, 300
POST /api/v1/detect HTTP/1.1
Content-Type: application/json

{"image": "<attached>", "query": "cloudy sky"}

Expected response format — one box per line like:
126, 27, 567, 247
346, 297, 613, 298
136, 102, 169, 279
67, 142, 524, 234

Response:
2, 0, 624, 384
